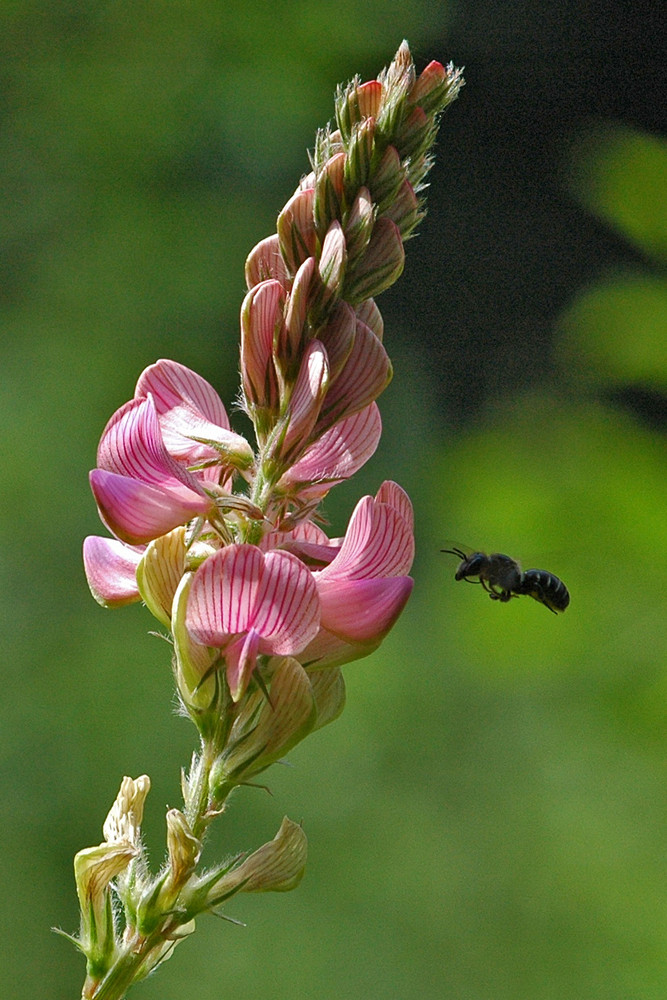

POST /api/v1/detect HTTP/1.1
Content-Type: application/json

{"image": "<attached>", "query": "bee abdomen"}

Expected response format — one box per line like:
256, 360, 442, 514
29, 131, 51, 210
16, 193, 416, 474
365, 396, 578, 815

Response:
520, 570, 570, 613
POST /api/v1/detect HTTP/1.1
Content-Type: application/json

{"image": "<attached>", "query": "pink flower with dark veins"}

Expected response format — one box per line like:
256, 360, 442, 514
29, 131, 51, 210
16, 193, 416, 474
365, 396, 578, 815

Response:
301, 481, 414, 668
185, 544, 321, 701
88, 360, 252, 546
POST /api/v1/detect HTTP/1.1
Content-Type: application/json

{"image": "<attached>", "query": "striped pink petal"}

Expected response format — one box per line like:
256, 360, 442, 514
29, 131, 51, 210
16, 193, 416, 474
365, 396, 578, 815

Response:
135, 359, 229, 428
279, 402, 381, 489
317, 576, 413, 642
318, 319, 391, 429
280, 342, 329, 458
186, 545, 319, 653
97, 395, 206, 496
318, 493, 415, 581
134, 360, 241, 476
187, 545, 263, 643
251, 550, 320, 653
374, 480, 414, 534
90, 469, 211, 544
83, 536, 142, 607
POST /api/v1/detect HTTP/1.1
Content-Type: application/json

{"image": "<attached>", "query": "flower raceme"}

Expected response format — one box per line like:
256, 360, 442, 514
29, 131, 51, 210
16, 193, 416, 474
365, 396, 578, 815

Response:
75, 44, 463, 1000
84, 43, 462, 707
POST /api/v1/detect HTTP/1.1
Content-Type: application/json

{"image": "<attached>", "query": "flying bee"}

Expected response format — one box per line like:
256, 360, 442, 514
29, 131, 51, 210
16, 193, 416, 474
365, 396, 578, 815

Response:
441, 546, 570, 614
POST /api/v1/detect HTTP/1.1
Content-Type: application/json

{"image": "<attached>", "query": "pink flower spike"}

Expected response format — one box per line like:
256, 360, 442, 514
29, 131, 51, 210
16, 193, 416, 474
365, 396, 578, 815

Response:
186, 545, 320, 701
83, 536, 142, 607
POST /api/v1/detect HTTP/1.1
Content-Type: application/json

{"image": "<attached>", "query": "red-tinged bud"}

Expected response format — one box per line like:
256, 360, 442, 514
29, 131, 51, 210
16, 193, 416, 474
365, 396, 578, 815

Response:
336, 79, 383, 141
277, 187, 316, 276
317, 221, 347, 309
383, 178, 421, 240
240, 280, 284, 414
344, 186, 375, 261
409, 59, 465, 116
282, 256, 317, 367
245, 234, 290, 290
343, 216, 404, 304
355, 298, 384, 341
313, 150, 346, 238
343, 117, 375, 193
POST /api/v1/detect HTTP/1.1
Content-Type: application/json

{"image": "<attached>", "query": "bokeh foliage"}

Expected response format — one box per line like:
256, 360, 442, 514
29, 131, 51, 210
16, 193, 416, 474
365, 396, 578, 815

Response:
1, 3, 665, 999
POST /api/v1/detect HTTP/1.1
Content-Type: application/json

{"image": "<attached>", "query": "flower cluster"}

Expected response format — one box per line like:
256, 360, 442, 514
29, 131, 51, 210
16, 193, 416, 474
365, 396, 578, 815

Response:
75, 42, 462, 999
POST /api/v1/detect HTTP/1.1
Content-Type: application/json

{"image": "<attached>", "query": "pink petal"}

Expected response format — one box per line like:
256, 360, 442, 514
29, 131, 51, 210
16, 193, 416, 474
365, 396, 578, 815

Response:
252, 550, 320, 653
280, 403, 381, 488
225, 628, 261, 701
90, 469, 210, 545
97, 395, 206, 496
135, 359, 229, 428
318, 320, 391, 429
320, 494, 414, 581
317, 576, 413, 643
135, 360, 238, 474
186, 545, 264, 645
82, 536, 142, 607
374, 480, 414, 534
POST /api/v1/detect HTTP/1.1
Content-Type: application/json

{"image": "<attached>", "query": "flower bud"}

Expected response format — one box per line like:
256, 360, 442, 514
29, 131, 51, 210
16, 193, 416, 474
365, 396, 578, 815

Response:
313, 151, 346, 238
245, 234, 290, 289
206, 817, 308, 904
344, 186, 375, 262
164, 809, 201, 897
409, 59, 465, 116
281, 256, 317, 370
277, 187, 316, 275
343, 217, 404, 304
240, 280, 284, 415
317, 220, 347, 308
214, 656, 316, 790
344, 116, 375, 192
383, 178, 421, 240
336, 79, 382, 141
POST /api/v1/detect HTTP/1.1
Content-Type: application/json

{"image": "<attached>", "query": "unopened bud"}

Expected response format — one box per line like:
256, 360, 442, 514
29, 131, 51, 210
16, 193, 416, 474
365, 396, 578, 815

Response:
216, 657, 316, 789
343, 217, 404, 304
277, 187, 316, 275
207, 817, 308, 903
345, 186, 375, 262
313, 151, 346, 238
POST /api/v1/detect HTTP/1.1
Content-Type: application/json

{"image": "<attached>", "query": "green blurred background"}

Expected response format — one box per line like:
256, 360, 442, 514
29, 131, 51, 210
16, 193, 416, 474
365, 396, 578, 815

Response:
1, 2, 666, 998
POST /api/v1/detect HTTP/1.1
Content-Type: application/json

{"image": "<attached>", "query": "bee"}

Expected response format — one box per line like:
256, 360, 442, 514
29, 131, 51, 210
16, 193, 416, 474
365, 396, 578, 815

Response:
441, 547, 570, 614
